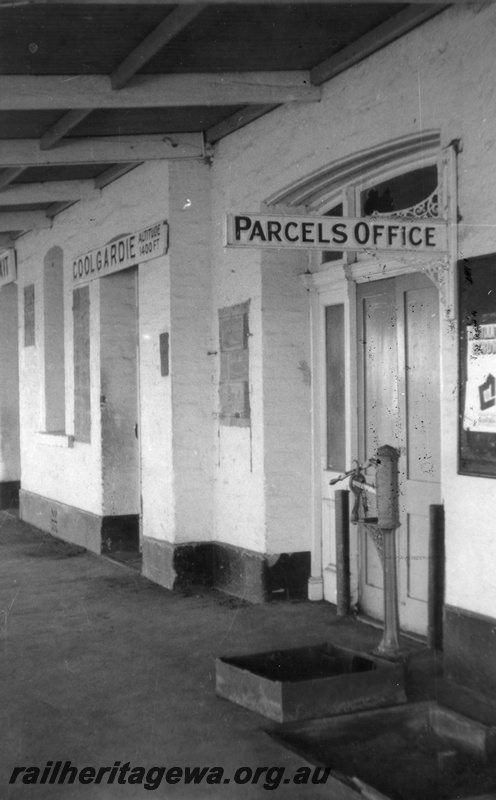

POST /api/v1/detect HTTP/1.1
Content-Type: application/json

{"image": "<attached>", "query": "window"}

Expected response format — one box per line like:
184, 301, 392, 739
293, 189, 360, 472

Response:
361, 165, 438, 217
218, 301, 250, 426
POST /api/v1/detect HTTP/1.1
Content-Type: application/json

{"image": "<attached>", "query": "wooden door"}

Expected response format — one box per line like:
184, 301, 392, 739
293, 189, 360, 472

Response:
357, 273, 441, 635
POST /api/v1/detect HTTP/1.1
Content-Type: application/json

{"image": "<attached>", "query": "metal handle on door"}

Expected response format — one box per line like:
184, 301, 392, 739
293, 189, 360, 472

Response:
134, 423, 138, 439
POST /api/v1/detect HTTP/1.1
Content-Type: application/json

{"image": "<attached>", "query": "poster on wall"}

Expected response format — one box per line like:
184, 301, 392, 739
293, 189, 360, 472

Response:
459, 254, 496, 476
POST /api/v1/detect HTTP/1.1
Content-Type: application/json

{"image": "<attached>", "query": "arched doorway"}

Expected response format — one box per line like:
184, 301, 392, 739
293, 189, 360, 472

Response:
267, 131, 456, 636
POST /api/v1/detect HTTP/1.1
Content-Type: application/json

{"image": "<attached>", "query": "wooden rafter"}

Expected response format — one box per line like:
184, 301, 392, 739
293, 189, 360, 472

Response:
311, 4, 448, 85
206, 104, 277, 143
0, 167, 26, 190
0, 180, 97, 203
0, 134, 205, 167
46, 202, 77, 219
39, 4, 207, 149
205, 4, 447, 141
0, 73, 320, 110
94, 163, 142, 189
111, 4, 207, 90
0, 211, 51, 232
40, 109, 94, 151
6, 0, 482, 5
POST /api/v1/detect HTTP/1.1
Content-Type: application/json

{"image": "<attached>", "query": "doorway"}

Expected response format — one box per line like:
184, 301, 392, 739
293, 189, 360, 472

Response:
99, 267, 141, 549
356, 272, 441, 635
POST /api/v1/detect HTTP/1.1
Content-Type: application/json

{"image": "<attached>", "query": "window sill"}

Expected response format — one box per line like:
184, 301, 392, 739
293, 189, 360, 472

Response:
36, 432, 74, 449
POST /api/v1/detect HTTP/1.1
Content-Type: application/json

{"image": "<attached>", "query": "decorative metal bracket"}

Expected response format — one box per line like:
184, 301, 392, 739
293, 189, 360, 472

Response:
368, 142, 459, 320
372, 187, 439, 222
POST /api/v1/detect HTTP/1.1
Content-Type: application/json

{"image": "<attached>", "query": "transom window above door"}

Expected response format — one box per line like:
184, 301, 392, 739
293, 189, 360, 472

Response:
319, 163, 440, 267
360, 164, 438, 218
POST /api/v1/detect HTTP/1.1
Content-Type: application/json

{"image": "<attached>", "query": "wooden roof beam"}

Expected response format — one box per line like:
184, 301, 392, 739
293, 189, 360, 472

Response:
94, 163, 142, 189
0, 73, 320, 110
0, 211, 51, 232
0, 180, 97, 203
0, 134, 205, 167
40, 109, 94, 151
206, 104, 277, 143
311, 4, 448, 85
46, 202, 77, 219
205, 5, 447, 142
40, 5, 206, 150
0, 167, 26, 190
111, 3, 207, 90
12, 0, 484, 5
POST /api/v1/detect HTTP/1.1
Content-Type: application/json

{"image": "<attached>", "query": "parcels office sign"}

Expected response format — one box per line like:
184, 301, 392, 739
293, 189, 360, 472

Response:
73, 221, 168, 285
226, 213, 448, 253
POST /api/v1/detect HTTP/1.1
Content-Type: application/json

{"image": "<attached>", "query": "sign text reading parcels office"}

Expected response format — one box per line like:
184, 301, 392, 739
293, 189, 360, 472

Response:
226, 214, 448, 253
73, 221, 168, 285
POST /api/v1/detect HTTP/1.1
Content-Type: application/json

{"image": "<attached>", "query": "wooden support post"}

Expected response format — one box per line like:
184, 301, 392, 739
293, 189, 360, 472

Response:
335, 490, 350, 616
428, 504, 445, 650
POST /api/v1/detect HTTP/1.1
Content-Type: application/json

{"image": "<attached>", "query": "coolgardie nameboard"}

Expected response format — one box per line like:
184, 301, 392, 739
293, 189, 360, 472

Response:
225, 213, 449, 253
73, 221, 168, 285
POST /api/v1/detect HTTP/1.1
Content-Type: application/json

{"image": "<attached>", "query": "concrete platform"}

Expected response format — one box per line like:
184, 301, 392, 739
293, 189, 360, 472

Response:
0, 509, 491, 799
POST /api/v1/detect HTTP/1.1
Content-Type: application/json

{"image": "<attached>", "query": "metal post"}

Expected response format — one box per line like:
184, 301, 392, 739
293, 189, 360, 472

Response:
428, 504, 445, 651
335, 490, 350, 617
374, 445, 402, 658
378, 527, 401, 656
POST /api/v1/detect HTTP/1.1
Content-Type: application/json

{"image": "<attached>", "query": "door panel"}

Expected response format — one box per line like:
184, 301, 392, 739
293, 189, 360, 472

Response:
357, 273, 440, 635
357, 278, 397, 620
365, 533, 384, 590
360, 279, 400, 461
397, 275, 440, 633
402, 282, 441, 484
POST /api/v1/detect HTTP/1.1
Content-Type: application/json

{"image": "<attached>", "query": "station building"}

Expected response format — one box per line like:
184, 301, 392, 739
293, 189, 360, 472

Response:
0, 1, 495, 700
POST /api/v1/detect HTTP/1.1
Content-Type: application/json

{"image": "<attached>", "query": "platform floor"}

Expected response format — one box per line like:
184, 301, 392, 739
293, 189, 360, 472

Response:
0, 509, 486, 799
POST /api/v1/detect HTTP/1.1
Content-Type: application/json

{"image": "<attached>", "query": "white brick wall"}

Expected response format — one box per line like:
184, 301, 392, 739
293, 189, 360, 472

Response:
139, 257, 174, 542
261, 249, 312, 554
0, 284, 20, 481
11, 2, 496, 617
17, 162, 170, 518
209, 3, 496, 615
169, 161, 215, 543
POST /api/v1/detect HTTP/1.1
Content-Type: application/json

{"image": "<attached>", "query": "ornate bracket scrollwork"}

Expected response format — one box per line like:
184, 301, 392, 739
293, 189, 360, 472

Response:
380, 249, 453, 316
371, 187, 440, 222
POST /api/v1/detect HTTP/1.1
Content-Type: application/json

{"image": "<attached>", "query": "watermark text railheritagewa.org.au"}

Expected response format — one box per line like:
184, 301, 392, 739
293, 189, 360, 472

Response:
9, 762, 331, 791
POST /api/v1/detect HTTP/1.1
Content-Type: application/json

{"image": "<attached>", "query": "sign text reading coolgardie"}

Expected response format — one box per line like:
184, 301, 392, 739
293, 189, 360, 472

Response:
73, 221, 168, 285
226, 213, 448, 253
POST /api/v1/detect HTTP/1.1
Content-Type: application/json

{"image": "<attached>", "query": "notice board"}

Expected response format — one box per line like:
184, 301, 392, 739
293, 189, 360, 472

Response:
459, 253, 496, 477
